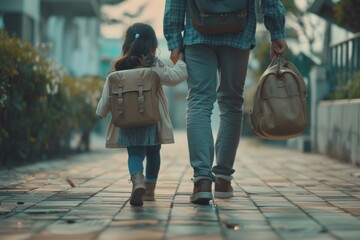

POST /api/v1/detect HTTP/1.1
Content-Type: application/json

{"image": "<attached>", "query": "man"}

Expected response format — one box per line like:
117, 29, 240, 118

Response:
164, 0, 287, 204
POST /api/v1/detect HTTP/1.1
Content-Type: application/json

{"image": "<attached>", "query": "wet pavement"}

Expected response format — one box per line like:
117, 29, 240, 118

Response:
0, 131, 359, 240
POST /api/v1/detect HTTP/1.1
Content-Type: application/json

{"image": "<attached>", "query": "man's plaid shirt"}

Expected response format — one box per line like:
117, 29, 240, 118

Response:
163, 0, 286, 51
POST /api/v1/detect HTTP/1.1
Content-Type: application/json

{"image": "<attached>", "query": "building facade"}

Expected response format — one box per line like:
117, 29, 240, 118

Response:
0, 0, 104, 77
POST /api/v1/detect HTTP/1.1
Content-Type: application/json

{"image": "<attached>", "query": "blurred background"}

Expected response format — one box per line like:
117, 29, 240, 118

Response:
0, 0, 359, 167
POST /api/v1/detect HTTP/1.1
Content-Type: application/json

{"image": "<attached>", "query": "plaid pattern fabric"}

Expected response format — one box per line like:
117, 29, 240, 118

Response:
163, 0, 286, 51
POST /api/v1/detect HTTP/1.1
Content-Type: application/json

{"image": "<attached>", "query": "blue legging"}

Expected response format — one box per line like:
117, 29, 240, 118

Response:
127, 145, 161, 183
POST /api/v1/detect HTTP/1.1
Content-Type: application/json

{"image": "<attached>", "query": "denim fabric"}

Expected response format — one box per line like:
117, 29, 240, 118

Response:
185, 44, 250, 179
127, 145, 161, 183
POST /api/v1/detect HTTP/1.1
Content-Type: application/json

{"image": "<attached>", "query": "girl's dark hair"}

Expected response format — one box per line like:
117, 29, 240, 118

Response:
113, 23, 158, 71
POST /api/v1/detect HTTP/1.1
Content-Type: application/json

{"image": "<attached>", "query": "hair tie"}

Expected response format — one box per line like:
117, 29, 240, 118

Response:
135, 33, 140, 39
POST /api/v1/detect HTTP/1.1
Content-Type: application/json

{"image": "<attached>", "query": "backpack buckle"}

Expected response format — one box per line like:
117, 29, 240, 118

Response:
138, 96, 144, 113
117, 99, 123, 114
200, 11, 209, 17
219, 14, 229, 24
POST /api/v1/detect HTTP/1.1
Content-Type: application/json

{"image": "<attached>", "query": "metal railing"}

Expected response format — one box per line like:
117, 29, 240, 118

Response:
328, 33, 360, 92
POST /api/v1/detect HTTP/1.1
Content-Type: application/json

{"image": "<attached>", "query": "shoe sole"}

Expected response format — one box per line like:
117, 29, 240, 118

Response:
130, 187, 145, 206
214, 191, 233, 198
190, 192, 213, 205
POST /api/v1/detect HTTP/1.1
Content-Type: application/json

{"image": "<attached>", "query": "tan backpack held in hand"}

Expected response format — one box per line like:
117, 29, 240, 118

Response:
108, 68, 160, 128
249, 56, 309, 140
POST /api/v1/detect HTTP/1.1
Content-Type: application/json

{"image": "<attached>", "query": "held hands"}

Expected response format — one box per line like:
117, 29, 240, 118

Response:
170, 48, 185, 64
270, 39, 287, 60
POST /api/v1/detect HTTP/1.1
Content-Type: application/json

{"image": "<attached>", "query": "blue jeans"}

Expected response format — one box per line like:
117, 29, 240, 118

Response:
185, 44, 250, 181
127, 145, 161, 183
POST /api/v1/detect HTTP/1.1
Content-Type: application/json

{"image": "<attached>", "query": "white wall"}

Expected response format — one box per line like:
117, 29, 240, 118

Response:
330, 25, 355, 45
0, 0, 39, 20
0, 0, 40, 43
46, 16, 100, 77
316, 100, 360, 165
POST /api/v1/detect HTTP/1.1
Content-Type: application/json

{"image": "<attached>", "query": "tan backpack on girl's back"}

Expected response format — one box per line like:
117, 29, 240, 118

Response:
108, 68, 161, 128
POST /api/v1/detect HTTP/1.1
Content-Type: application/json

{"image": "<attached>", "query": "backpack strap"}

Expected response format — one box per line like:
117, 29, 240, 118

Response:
117, 80, 124, 115
137, 79, 144, 113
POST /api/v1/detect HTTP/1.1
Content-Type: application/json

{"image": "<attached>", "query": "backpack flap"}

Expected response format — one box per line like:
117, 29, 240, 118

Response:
187, 0, 248, 35
259, 71, 308, 138
108, 68, 160, 128
109, 69, 154, 94
194, 0, 247, 13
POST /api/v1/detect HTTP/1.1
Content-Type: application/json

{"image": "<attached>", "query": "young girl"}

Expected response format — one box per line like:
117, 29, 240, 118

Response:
96, 23, 187, 206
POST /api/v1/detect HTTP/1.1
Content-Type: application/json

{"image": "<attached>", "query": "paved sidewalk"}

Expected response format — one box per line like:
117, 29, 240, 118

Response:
0, 131, 359, 240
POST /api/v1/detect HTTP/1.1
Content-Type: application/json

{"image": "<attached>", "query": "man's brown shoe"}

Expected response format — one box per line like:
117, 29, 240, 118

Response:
214, 178, 233, 198
190, 178, 213, 205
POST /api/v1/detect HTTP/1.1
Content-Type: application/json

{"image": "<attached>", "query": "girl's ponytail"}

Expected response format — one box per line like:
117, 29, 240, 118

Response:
113, 23, 158, 71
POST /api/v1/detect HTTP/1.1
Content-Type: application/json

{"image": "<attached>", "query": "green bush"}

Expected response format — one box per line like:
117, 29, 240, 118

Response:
348, 73, 360, 98
0, 31, 103, 166
334, 0, 360, 32
0, 31, 62, 164
329, 72, 360, 100
60, 75, 104, 152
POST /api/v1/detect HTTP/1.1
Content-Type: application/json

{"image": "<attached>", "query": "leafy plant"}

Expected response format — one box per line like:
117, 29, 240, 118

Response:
334, 0, 360, 32
348, 73, 360, 98
60, 75, 104, 151
0, 31, 63, 163
0, 31, 103, 166
328, 72, 360, 100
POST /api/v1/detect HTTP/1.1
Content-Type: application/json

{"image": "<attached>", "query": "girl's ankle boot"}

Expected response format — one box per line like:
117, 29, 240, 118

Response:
143, 182, 156, 201
130, 173, 145, 206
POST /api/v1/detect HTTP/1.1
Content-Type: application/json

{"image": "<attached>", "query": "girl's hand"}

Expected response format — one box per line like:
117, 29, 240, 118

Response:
170, 48, 181, 64
178, 51, 185, 61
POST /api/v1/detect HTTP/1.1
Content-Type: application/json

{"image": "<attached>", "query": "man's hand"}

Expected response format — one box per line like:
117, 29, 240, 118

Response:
270, 38, 287, 60
170, 48, 181, 64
